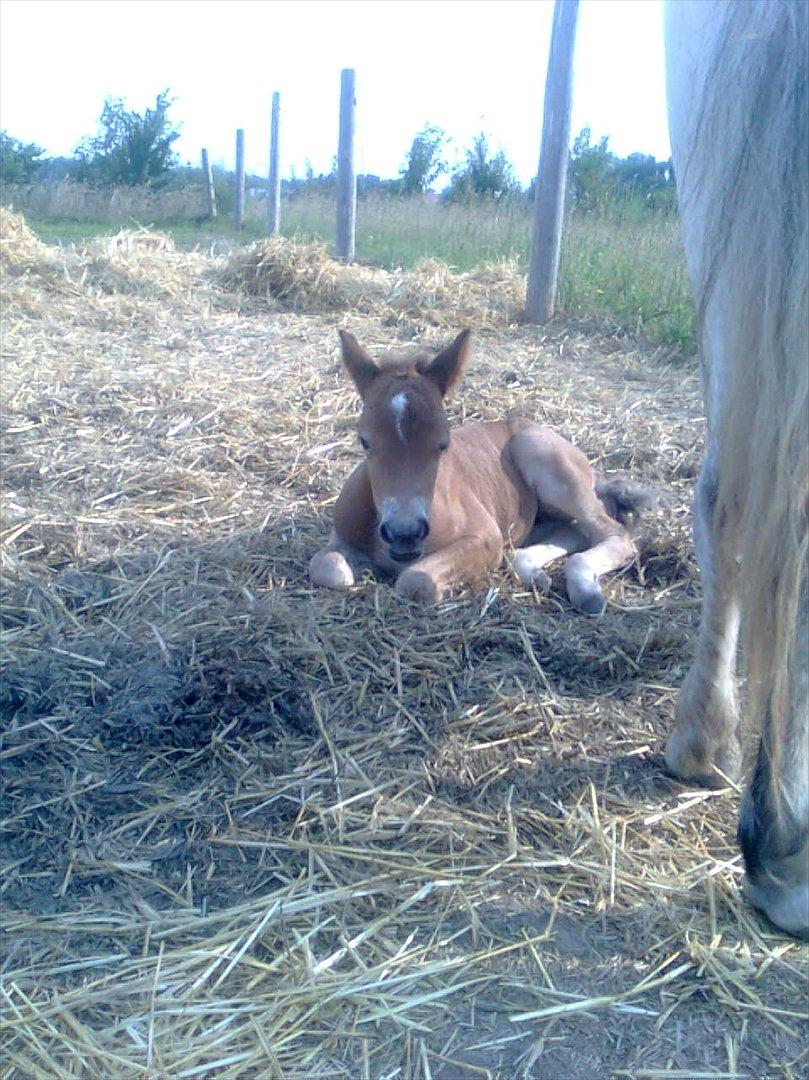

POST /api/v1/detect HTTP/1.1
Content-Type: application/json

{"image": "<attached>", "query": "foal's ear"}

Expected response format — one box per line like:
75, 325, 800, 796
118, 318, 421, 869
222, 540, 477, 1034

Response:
421, 329, 472, 398
339, 330, 379, 397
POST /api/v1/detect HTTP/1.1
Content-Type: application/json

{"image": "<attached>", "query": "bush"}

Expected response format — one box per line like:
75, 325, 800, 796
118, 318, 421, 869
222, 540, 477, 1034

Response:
399, 125, 448, 195
567, 128, 615, 210
74, 91, 180, 186
0, 132, 44, 183
444, 133, 520, 202
565, 128, 675, 213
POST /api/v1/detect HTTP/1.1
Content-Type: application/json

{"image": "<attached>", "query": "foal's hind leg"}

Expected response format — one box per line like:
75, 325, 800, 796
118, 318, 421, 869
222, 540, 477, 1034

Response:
665, 450, 743, 786
510, 427, 636, 614
512, 523, 588, 593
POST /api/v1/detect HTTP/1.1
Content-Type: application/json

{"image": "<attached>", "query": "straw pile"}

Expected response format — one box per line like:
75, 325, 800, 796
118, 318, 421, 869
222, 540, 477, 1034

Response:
220, 237, 525, 329
0, 208, 58, 277
0, 207, 232, 325
1, 210, 806, 1078
219, 236, 391, 312
389, 258, 526, 328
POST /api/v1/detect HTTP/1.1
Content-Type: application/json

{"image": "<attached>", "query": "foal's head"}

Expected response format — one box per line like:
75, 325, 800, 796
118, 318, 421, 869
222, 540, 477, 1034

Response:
339, 328, 471, 563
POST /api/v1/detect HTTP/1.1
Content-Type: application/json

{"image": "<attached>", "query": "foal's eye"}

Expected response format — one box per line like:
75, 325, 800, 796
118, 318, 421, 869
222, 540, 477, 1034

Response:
358, 434, 370, 451
437, 439, 450, 453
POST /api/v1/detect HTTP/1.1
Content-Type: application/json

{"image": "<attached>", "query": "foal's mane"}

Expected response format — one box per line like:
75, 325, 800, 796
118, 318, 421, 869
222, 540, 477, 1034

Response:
376, 350, 434, 379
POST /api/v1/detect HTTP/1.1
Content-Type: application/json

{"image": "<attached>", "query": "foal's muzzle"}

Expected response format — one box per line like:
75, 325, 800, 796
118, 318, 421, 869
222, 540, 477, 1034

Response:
379, 515, 429, 562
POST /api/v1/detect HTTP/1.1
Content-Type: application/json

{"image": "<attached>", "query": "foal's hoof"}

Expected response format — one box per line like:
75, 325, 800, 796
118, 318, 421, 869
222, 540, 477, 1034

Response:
529, 569, 552, 594
512, 551, 552, 593
564, 556, 605, 615
567, 579, 606, 615
395, 570, 440, 605
575, 590, 606, 616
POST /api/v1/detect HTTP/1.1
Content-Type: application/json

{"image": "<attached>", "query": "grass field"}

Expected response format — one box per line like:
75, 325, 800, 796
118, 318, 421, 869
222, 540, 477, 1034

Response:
4, 182, 695, 354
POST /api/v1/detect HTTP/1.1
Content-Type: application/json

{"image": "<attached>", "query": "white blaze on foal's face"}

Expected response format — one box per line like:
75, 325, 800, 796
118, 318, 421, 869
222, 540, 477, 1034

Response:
390, 391, 408, 442
339, 327, 472, 560
359, 379, 450, 561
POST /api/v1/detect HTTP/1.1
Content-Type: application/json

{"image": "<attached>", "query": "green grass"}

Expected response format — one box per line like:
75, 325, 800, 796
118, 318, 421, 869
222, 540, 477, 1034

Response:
24, 218, 128, 246
13, 188, 695, 355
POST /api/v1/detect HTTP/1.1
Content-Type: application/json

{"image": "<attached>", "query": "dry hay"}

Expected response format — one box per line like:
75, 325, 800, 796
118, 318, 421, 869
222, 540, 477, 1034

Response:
0, 207, 234, 325
219, 235, 391, 313
390, 258, 526, 329
80, 229, 204, 303
221, 236, 525, 329
1, 211, 807, 1078
0, 208, 57, 276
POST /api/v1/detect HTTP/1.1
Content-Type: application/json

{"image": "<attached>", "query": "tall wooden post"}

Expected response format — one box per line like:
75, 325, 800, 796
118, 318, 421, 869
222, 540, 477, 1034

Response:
525, 0, 580, 323
234, 128, 245, 231
268, 91, 281, 235
336, 68, 356, 262
201, 148, 217, 220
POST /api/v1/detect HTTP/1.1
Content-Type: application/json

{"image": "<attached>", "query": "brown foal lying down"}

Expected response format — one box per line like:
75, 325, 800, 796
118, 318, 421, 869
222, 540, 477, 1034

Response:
310, 329, 652, 612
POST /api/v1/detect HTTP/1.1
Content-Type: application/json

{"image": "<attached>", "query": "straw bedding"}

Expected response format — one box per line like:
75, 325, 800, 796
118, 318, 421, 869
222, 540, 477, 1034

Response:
219, 237, 525, 328
1, 208, 806, 1078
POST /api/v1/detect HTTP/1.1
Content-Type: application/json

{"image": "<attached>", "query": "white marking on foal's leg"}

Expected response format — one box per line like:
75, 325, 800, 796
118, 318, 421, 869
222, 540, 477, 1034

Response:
309, 548, 356, 590
390, 392, 408, 442
513, 525, 587, 592
512, 549, 552, 592
564, 533, 634, 615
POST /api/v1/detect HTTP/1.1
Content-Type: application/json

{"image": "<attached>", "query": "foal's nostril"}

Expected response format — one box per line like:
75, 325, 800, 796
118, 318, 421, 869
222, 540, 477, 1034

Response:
380, 517, 429, 547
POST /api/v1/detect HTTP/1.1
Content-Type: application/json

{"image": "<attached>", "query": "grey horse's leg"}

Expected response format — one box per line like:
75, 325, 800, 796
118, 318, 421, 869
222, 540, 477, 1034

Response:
666, 446, 743, 787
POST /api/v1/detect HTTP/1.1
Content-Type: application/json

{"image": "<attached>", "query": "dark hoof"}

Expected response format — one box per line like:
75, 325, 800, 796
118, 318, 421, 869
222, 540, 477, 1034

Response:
744, 875, 809, 940
578, 591, 606, 616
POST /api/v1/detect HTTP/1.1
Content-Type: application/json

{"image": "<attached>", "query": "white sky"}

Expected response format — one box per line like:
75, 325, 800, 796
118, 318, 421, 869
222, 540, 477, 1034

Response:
0, 0, 670, 184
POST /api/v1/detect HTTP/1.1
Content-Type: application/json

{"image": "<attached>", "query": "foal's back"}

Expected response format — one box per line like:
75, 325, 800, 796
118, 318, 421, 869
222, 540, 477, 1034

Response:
429, 420, 538, 546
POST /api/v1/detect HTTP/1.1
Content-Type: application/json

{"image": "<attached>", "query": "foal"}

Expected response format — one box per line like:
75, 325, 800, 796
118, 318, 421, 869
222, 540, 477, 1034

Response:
311, 329, 648, 611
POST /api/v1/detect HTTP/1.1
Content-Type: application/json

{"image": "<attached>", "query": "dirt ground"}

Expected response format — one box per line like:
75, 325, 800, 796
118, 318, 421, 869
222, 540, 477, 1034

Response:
1, 221, 807, 1078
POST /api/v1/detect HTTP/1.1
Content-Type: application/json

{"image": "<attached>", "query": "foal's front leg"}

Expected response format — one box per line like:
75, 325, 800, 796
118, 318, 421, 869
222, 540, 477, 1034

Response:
395, 532, 503, 604
310, 531, 374, 590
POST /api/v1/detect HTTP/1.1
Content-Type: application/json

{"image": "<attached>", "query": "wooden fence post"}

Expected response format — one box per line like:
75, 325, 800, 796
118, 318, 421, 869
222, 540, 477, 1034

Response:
201, 148, 217, 220
268, 92, 281, 235
234, 128, 245, 231
525, 0, 580, 323
336, 68, 356, 262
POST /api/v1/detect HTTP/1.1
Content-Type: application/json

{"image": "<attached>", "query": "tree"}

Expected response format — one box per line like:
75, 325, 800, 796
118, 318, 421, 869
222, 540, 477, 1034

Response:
444, 133, 519, 201
0, 132, 44, 183
567, 127, 614, 210
35, 156, 82, 182
612, 152, 671, 200
399, 124, 448, 194
357, 174, 401, 197
74, 91, 180, 185
565, 128, 676, 210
